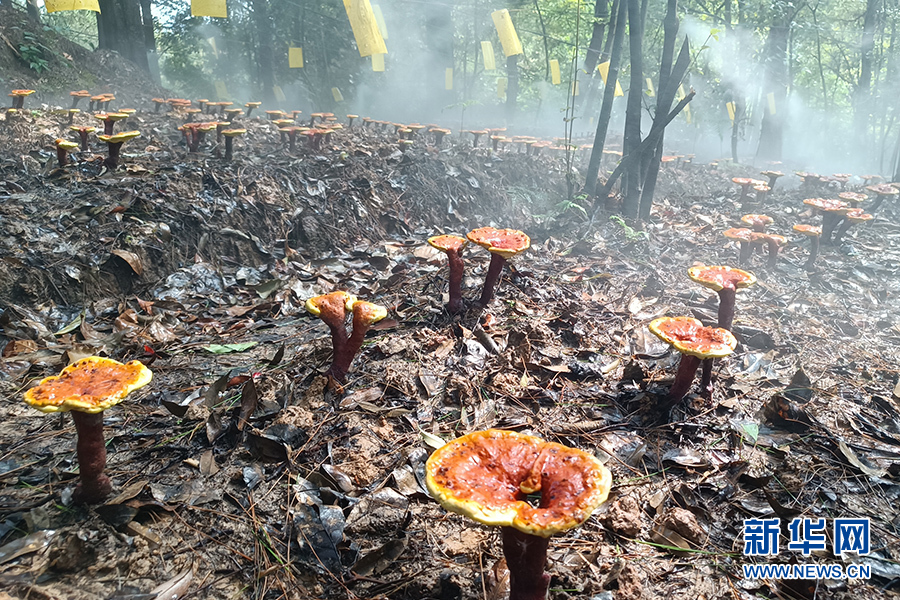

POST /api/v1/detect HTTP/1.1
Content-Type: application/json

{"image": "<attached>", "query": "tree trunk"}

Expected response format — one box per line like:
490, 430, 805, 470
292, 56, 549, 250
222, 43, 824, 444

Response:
139, 0, 160, 85
506, 55, 519, 122
251, 0, 276, 104
756, 11, 790, 161
26, 0, 40, 22
581, 0, 618, 121
425, 0, 454, 104
584, 0, 627, 196
621, 0, 644, 218
97, 0, 149, 73
637, 0, 679, 220
855, 0, 879, 146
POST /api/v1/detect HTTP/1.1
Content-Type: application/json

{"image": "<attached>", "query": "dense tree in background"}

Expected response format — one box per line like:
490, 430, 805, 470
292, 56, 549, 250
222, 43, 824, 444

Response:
96, 0, 152, 74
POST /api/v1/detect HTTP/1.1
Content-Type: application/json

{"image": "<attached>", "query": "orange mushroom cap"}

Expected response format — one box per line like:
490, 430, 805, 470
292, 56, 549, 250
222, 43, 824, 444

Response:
648, 316, 737, 359
845, 209, 873, 223
349, 299, 388, 326
741, 214, 773, 228
803, 198, 848, 211
866, 184, 898, 196
98, 130, 141, 144
428, 234, 467, 253
723, 227, 753, 242
425, 429, 612, 538
24, 356, 152, 414
466, 227, 530, 260
306, 291, 357, 321
793, 224, 822, 237
687, 266, 756, 292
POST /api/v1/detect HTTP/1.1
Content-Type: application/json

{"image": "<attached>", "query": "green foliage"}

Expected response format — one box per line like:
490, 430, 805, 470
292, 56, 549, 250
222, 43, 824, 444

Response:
18, 31, 50, 73
608, 215, 648, 241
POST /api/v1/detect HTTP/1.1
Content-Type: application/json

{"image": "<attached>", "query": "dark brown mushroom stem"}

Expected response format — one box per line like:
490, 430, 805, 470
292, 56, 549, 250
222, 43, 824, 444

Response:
103, 141, 125, 170
699, 286, 738, 398
433, 130, 448, 145
763, 238, 781, 269
70, 412, 113, 504
75, 130, 90, 152
662, 354, 702, 411
471, 131, 484, 148
804, 236, 820, 271
330, 309, 376, 383
738, 241, 751, 265
868, 193, 893, 214
478, 253, 507, 307
56, 146, 72, 167
224, 136, 237, 161
443, 247, 466, 314
821, 213, 843, 245
501, 527, 551, 600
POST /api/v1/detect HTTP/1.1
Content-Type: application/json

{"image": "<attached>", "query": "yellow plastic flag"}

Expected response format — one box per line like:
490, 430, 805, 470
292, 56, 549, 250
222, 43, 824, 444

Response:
332, 87, 344, 102
45, 0, 99, 13
570, 80, 580, 96
597, 61, 624, 97
372, 53, 385, 72
372, 4, 388, 40
343, 0, 387, 57
214, 80, 228, 100
491, 9, 523, 57
497, 77, 507, 98
684, 104, 692, 124
767, 92, 776, 114
646, 77, 655, 96
191, 0, 227, 18
550, 59, 561, 85
677, 84, 685, 100
207, 37, 218, 56
445, 68, 453, 90
273, 85, 287, 103
726, 102, 735, 121
481, 41, 496, 71
289, 47, 304, 68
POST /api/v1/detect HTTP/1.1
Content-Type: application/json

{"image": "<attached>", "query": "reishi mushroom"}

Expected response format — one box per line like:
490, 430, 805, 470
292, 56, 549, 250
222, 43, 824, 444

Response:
832, 209, 873, 245
740, 214, 773, 233
687, 266, 756, 398
723, 227, 754, 265
750, 232, 787, 269
306, 292, 387, 384
97, 130, 141, 171
221, 128, 246, 161
23, 356, 152, 503
9, 89, 35, 109
793, 224, 822, 271
649, 316, 737, 410
55, 138, 79, 167
466, 227, 530, 307
760, 170, 784, 190
865, 184, 898, 214
427, 234, 468, 314
425, 429, 612, 600
70, 125, 96, 151
70, 90, 91, 109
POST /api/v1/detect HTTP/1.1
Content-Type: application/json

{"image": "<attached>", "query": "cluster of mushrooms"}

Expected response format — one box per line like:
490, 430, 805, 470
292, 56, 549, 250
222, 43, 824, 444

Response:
723, 171, 890, 271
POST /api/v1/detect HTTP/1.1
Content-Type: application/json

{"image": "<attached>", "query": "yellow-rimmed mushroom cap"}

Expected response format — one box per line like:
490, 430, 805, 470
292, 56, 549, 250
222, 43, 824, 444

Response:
221, 128, 246, 137
306, 291, 357, 319
741, 214, 773, 229
803, 198, 848, 211
349, 300, 388, 326
95, 112, 129, 122
687, 266, 756, 292
245, 102, 262, 108
649, 316, 737, 359
24, 356, 152, 414
428, 234, 467, 254
98, 130, 141, 144
425, 429, 612, 538
55, 139, 79, 151
10, 89, 36, 97
845, 209, 874, 223
70, 125, 96, 133
466, 227, 530, 260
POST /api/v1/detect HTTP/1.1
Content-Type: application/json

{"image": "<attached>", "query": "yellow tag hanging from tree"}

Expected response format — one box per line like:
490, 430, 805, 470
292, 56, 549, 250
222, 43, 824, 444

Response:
191, 0, 227, 18
445, 68, 453, 90
597, 61, 624, 97
549, 60, 561, 85
343, 0, 388, 57
273, 86, 287, 103
44, 0, 100, 13
491, 9, 523, 57
332, 88, 344, 102
726, 102, 735, 121
372, 53, 385, 72
481, 41, 496, 71
646, 77, 655, 96
289, 47, 304, 68
767, 92, 776, 114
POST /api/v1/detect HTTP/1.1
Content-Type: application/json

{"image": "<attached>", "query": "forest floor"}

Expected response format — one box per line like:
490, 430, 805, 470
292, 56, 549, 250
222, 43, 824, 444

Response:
1, 13, 900, 600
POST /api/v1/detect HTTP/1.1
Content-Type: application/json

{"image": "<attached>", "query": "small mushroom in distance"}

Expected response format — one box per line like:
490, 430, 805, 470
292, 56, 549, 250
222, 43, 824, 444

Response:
221, 128, 246, 161
428, 235, 468, 314
466, 227, 530, 307
426, 429, 612, 600
97, 130, 141, 171
23, 356, 152, 503
649, 316, 737, 411
793, 224, 822, 271
723, 227, 754, 266
832, 209, 873, 245
55, 138, 79, 167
